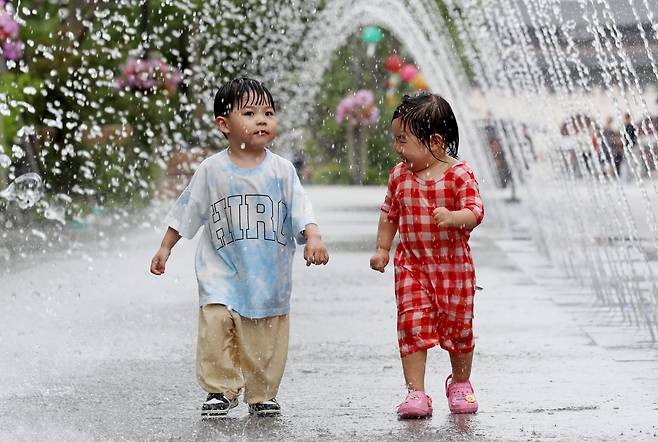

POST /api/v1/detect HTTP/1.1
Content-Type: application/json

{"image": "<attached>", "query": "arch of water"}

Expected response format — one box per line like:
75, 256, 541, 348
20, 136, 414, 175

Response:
283, 0, 494, 184
275, 0, 658, 340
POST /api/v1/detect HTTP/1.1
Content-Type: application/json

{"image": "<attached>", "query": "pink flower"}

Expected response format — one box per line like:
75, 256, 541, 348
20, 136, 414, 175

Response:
0, 11, 19, 41
117, 55, 182, 94
354, 89, 374, 107
335, 89, 380, 126
2, 38, 22, 60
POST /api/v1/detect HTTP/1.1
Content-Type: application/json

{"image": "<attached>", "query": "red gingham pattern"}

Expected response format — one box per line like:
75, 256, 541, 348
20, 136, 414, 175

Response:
397, 306, 474, 357
382, 161, 484, 355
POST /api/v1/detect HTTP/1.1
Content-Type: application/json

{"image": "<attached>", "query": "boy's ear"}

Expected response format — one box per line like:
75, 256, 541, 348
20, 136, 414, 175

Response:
215, 116, 230, 135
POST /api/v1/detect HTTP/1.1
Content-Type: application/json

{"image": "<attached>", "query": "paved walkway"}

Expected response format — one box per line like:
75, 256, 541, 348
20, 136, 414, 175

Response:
0, 186, 656, 441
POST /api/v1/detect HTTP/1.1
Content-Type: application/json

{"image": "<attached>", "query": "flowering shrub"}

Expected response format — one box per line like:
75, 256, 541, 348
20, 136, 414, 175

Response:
115, 55, 183, 95
335, 89, 380, 126
0, 2, 24, 61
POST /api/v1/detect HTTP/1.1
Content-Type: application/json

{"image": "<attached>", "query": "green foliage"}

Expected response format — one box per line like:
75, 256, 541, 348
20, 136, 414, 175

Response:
1, 1, 193, 212
0, 73, 42, 156
310, 162, 352, 185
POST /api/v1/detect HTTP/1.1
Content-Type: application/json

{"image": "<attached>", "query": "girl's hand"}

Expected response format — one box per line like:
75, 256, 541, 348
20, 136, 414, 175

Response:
370, 248, 390, 273
432, 207, 455, 228
304, 237, 329, 266
150, 246, 171, 275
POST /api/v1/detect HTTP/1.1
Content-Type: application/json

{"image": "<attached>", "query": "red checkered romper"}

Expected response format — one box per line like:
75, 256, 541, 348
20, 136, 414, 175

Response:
381, 161, 484, 357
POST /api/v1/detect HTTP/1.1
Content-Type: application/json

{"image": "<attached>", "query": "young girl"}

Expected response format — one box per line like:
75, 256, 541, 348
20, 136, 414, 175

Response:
370, 93, 484, 418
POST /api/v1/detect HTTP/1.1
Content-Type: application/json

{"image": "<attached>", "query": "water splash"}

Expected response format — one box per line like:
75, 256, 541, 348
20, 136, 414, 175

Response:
43, 193, 72, 225
0, 172, 43, 209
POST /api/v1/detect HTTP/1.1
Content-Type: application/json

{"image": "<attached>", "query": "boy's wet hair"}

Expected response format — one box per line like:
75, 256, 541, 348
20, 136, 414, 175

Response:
392, 92, 459, 159
213, 77, 276, 118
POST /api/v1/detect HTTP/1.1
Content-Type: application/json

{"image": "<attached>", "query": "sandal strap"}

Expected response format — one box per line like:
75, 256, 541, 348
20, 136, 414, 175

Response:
445, 374, 453, 397
446, 375, 475, 397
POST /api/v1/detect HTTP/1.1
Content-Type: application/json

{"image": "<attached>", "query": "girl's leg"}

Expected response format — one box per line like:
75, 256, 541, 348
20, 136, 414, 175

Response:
401, 349, 428, 391
449, 350, 473, 383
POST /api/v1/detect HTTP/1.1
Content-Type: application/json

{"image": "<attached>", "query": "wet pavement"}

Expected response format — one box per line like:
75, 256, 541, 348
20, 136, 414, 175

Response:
1, 186, 657, 441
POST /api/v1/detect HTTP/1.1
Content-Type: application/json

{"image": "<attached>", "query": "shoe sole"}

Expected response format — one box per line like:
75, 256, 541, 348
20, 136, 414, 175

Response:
201, 411, 229, 418
398, 412, 432, 419
449, 408, 478, 414
201, 403, 238, 418
397, 405, 433, 419
248, 409, 281, 417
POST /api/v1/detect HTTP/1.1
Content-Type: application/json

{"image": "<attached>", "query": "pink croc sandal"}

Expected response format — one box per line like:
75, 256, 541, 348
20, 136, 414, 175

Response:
396, 390, 433, 419
445, 374, 478, 414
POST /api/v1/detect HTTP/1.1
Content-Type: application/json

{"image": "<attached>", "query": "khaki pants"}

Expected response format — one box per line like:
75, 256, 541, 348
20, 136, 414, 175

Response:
196, 304, 289, 404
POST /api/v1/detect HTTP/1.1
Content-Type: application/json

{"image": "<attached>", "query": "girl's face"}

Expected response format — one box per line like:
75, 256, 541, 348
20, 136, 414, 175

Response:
391, 118, 442, 172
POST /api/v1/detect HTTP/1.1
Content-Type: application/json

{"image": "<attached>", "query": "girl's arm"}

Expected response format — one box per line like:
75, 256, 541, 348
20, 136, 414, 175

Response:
370, 211, 399, 272
433, 165, 484, 230
433, 207, 477, 229
375, 210, 399, 251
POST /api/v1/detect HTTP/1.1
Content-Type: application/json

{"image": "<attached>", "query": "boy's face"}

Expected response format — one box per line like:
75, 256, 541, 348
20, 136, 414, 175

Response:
391, 118, 437, 172
215, 94, 277, 149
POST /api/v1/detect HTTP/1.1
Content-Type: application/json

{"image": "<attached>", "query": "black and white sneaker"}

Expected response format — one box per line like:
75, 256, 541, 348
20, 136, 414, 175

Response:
201, 392, 238, 417
248, 398, 281, 416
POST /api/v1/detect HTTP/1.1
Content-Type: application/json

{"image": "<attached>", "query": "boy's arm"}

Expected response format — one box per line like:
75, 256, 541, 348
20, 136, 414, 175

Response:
150, 227, 182, 275
302, 223, 329, 266
161, 226, 182, 249
370, 210, 398, 272
303, 223, 321, 240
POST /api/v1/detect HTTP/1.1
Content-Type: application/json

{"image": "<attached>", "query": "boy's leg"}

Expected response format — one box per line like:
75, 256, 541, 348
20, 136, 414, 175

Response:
236, 314, 289, 405
196, 304, 243, 399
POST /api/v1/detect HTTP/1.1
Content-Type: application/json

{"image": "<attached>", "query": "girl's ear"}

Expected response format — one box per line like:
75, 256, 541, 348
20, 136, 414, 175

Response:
215, 116, 230, 135
429, 133, 446, 153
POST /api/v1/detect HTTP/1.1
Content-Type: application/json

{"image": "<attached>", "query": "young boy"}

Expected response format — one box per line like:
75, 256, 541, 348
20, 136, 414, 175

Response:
150, 77, 329, 417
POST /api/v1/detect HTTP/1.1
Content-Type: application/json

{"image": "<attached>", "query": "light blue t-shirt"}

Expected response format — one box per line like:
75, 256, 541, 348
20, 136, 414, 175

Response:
165, 148, 316, 318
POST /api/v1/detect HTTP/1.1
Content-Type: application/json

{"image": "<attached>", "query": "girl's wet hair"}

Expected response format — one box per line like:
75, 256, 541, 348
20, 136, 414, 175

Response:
213, 77, 276, 118
392, 92, 459, 159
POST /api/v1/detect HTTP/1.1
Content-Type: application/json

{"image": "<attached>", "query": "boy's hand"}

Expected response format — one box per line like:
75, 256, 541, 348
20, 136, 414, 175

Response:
150, 246, 171, 275
432, 207, 455, 228
370, 247, 390, 273
304, 236, 329, 266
